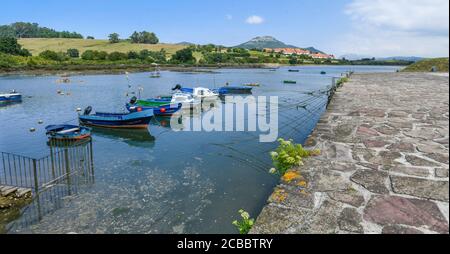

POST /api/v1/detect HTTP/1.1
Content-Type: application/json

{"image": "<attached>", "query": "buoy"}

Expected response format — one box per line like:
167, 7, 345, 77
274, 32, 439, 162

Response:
160, 107, 167, 113
76, 108, 82, 112
38, 120, 44, 124
29, 128, 36, 132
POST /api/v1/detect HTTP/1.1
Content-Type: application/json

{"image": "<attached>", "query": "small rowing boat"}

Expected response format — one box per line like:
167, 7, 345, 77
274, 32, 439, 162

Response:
243, 83, 260, 87
214, 86, 253, 95
45, 125, 91, 141
0, 90, 22, 104
283, 80, 297, 84
79, 106, 154, 129
288, 69, 300, 72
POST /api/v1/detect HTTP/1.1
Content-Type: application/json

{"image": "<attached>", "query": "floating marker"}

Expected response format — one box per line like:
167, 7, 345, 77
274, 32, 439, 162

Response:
76, 108, 82, 112
38, 120, 44, 124
29, 128, 36, 132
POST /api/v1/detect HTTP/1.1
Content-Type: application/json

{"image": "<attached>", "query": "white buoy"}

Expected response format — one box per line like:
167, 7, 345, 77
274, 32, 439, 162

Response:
38, 120, 43, 124
29, 128, 36, 132
76, 108, 82, 112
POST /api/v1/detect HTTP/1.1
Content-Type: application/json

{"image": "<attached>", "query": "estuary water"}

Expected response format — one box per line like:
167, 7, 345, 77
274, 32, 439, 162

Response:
0, 65, 400, 234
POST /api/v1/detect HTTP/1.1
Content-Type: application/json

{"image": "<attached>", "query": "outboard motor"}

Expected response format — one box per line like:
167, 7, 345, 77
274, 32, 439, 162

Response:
172, 84, 182, 91
130, 96, 138, 105
84, 106, 92, 116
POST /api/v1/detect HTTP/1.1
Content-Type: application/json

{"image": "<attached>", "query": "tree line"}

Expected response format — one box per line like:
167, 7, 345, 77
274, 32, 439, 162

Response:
0, 22, 83, 39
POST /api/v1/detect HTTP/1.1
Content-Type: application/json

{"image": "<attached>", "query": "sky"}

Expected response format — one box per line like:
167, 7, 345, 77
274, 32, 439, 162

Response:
1, 0, 449, 57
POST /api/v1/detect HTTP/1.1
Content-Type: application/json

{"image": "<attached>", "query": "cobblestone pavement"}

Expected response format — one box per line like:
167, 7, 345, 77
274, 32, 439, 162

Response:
251, 73, 449, 234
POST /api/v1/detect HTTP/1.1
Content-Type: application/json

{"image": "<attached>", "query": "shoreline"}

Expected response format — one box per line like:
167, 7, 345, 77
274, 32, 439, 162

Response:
0, 63, 409, 77
0, 64, 269, 76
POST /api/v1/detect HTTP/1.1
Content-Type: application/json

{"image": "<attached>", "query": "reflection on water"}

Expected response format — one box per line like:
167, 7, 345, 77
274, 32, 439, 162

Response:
0, 66, 401, 234
91, 128, 156, 149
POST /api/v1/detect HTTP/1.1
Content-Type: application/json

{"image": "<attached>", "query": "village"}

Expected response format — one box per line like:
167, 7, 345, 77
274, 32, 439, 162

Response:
264, 48, 335, 59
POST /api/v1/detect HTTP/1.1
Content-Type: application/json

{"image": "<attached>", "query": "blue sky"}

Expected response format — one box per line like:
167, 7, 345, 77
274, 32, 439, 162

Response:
1, 0, 448, 57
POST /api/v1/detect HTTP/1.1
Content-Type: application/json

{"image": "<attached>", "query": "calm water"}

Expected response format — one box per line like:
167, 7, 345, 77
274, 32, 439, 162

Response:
0, 65, 400, 234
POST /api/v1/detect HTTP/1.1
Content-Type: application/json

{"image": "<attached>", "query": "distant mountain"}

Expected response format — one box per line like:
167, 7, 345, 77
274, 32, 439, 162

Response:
234, 36, 298, 49
339, 54, 374, 60
304, 47, 324, 54
176, 41, 196, 46
377, 56, 423, 62
340, 54, 424, 62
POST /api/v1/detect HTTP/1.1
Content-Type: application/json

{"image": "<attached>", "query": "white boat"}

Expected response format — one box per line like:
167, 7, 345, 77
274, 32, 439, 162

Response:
170, 93, 201, 109
150, 93, 201, 110
180, 87, 219, 101
0, 90, 22, 103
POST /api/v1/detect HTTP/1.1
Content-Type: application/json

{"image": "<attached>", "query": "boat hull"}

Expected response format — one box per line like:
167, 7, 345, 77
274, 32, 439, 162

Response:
127, 103, 182, 116
79, 111, 154, 129
0, 94, 22, 103
45, 125, 92, 141
215, 87, 253, 95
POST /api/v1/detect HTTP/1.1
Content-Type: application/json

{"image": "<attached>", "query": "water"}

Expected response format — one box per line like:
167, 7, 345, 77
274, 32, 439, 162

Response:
0, 65, 401, 234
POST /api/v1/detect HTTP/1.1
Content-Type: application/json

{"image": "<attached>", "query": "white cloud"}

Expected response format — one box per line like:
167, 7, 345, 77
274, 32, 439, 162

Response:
246, 15, 264, 25
338, 0, 449, 57
226, 14, 233, 20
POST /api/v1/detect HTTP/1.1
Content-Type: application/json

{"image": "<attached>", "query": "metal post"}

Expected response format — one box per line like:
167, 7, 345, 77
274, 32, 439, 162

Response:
49, 141, 56, 179
32, 159, 38, 193
64, 147, 72, 195
89, 139, 94, 181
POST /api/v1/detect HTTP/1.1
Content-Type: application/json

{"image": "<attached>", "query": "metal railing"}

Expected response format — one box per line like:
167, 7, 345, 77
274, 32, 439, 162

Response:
0, 138, 94, 194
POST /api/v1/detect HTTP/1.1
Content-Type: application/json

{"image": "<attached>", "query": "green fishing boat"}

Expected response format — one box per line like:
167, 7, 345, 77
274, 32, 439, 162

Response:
283, 80, 297, 84
135, 100, 169, 107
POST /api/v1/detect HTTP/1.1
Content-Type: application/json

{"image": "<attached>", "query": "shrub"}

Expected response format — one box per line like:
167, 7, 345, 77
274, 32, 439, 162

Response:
127, 51, 139, 59
336, 77, 349, 87
108, 51, 128, 61
171, 48, 195, 64
67, 48, 79, 58
39, 50, 65, 61
270, 138, 320, 175
232, 210, 254, 234
81, 50, 108, 60
0, 37, 31, 56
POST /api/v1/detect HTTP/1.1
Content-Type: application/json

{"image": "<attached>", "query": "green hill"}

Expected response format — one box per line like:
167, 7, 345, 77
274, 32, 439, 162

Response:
18, 38, 186, 56
402, 57, 449, 72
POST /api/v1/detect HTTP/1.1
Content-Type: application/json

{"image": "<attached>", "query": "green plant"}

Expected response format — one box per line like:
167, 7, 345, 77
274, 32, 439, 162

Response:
232, 209, 254, 234
270, 138, 320, 175
336, 77, 349, 87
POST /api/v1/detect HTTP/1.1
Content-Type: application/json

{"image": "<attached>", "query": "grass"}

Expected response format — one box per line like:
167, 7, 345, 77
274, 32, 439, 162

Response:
402, 57, 449, 72
18, 38, 186, 56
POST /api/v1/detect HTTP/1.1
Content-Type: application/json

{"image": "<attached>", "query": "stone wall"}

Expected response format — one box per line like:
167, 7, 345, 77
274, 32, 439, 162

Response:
251, 73, 449, 234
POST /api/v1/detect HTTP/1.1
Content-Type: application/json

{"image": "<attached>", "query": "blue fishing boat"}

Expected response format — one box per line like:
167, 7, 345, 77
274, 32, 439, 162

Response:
0, 90, 22, 104
79, 106, 154, 129
45, 125, 92, 141
214, 86, 253, 95
126, 102, 182, 116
